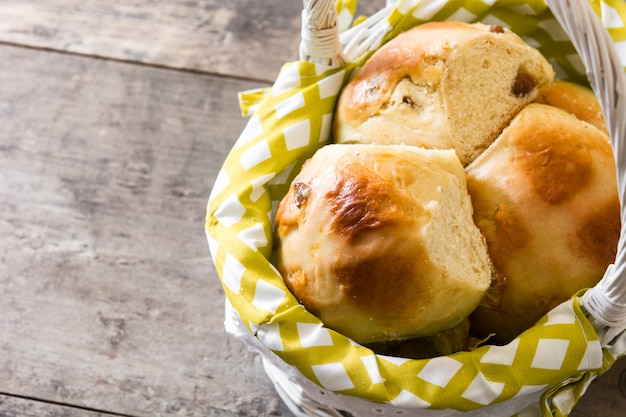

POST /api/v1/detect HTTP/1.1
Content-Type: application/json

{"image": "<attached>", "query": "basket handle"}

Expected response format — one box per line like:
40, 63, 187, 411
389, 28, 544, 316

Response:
547, 0, 626, 339
300, 0, 397, 64
300, 0, 348, 65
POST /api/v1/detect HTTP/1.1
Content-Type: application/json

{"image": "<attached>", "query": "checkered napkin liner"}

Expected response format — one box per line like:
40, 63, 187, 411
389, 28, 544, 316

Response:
206, 0, 626, 415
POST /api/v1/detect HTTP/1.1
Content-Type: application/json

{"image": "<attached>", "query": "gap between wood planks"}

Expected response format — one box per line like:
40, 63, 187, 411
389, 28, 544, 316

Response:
0, 39, 275, 85
0, 392, 136, 417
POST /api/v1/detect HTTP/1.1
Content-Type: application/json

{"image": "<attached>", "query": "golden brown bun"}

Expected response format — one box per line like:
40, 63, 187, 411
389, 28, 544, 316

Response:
466, 103, 620, 343
275, 144, 493, 344
333, 21, 555, 165
534, 79, 608, 135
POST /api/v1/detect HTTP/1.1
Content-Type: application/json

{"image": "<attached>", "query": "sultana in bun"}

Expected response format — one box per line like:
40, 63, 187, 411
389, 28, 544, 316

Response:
333, 21, 555, 165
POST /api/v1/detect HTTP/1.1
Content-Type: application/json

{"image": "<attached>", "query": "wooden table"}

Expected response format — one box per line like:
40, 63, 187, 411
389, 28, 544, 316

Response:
1, 1, 625, 416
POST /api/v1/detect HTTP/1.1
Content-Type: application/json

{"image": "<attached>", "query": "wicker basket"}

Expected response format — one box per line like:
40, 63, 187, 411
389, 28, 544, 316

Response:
207, 0, 626, 416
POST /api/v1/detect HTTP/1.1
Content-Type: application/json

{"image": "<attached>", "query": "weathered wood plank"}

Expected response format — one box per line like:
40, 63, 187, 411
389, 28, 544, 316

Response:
0, 394, 124, 417
0, 43, 290, 416
0, 0, 300, 82
0, 0, 385, 82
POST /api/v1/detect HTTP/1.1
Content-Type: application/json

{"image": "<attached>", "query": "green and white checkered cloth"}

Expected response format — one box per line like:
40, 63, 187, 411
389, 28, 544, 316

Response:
207, 0, 626, 415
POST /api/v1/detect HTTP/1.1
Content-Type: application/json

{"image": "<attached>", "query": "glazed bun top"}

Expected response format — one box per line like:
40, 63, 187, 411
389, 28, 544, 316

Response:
466, 103, 620, 342
333, 21, 555, 165
534, 79, 608, 135
275, 144, 493, 344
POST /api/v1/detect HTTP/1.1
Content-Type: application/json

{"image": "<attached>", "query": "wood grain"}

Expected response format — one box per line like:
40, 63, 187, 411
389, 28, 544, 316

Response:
0, 0, 384, 82
0, 394, 123, 417
0, 0, 299, 82
0, 43, 289, 416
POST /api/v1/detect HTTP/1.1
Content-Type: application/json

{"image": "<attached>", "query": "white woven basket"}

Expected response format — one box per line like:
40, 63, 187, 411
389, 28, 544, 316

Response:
219, 0, 626, 416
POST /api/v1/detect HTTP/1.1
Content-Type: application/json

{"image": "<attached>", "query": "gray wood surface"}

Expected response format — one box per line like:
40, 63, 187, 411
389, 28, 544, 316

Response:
0, 394, 120, 417
0, 1, 625, 416
0, 42, 290, 416
0, 0, 302, 82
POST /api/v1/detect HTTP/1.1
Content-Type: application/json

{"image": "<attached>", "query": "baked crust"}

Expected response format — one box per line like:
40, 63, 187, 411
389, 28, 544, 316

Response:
534, 79, 608, 135
276, 144, 493, 344
466, 103, 620, 342
333, 21, 555, 165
